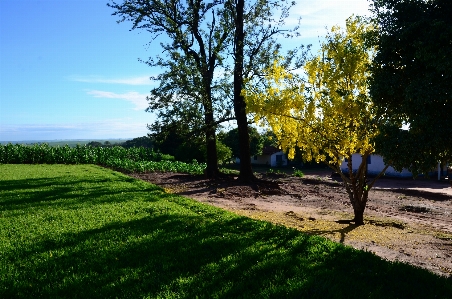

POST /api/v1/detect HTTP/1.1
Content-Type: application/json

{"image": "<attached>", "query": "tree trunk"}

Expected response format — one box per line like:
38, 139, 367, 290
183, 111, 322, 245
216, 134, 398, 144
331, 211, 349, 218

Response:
346, 189, 367, 226
203, 80, 219, 178
342, 154, 369, 225
353, 208, 365, 225
204, 113, 218, 178
233, 0, 255, 182
333, 153, 390, 226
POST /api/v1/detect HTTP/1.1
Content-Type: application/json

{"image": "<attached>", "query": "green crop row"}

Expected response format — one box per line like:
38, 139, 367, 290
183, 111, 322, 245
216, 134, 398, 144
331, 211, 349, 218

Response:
0, 143, 206, 174
104, 158, 206, 174
0, 143, 171, 165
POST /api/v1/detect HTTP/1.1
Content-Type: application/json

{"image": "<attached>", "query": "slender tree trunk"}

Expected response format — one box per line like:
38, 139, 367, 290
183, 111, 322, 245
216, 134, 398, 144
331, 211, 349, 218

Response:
204, 111, 218, 178
351, 190, 367, 225
344, 182, 367, 225
343, 182, 366, 225
203, 81, 219, 178
332, 154, 390, 226
342, 154, 369, 225
233, 0, 255, 182
353, 207, 365, 225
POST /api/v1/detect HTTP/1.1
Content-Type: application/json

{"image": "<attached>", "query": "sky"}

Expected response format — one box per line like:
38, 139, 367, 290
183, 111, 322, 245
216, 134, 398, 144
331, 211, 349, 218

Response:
0, 0, 372, 142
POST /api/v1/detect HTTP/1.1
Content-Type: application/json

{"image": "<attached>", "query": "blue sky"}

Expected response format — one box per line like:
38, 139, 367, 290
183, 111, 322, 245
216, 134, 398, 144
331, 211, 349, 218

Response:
0, 0, 371, 142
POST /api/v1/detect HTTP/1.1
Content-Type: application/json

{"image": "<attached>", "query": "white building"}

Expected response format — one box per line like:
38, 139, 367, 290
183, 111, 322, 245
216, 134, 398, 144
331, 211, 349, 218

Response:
340, 153, 449, 178
340, 153, 411, 177
236, 146, 288, 167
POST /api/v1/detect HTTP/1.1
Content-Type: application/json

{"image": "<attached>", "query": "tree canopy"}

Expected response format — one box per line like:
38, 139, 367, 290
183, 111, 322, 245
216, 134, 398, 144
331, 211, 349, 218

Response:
244, 16, 385, 225
149, 120, 205, 163
369, 0, 452, 176
220, 127, 263, 158
122, 136, 153, 149
108, 0, 235, 177
108, 0, 303, 179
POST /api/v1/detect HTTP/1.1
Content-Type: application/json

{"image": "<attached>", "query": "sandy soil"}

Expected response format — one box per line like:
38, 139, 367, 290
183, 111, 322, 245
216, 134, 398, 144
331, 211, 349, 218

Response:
128, 170, 452, 278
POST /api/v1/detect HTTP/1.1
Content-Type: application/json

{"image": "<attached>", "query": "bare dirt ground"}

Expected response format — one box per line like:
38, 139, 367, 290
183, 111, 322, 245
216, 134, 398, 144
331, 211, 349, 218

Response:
129, 169, 452, 278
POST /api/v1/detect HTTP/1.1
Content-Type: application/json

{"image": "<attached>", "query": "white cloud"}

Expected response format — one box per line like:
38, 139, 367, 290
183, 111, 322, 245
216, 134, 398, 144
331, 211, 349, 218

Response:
87, 90, 149, 110
289, 0, 372, 38
69, 75, 154, 85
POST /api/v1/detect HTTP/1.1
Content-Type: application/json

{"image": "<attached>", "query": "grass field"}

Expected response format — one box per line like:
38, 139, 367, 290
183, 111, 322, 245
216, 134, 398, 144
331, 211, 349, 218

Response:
1, 165, 451, 298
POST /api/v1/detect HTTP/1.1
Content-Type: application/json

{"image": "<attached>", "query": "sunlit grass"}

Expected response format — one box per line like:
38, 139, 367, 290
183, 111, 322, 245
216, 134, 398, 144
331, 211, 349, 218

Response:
0, 164, 451, 298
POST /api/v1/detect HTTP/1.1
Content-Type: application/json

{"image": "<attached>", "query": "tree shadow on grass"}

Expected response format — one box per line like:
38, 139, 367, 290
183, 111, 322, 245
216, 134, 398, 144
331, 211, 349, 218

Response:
301, 219, 360, 244
1, 166, 451, 298
2, 209, 451, 299
0, 176, 165, 212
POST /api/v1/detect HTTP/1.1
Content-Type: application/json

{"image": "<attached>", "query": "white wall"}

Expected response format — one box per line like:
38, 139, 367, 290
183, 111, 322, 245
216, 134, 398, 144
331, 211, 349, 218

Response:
340, 154, 412, 177
270, 152, 288, 167
237, 151, 288, 167
251, 155, 271, 165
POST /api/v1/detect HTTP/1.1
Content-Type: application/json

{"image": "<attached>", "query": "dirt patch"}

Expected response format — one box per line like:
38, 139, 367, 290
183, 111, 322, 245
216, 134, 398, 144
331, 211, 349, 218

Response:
128, 170, 452, 277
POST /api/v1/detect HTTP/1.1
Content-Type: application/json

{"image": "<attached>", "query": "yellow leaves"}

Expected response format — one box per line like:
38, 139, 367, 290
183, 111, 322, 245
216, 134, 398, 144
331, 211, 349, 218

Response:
244, 16, 378, 165
288, 148, 295, 160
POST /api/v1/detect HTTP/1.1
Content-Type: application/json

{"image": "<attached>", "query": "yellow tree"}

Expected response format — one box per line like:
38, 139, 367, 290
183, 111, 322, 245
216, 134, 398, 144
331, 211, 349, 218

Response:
244, 16, 388, 225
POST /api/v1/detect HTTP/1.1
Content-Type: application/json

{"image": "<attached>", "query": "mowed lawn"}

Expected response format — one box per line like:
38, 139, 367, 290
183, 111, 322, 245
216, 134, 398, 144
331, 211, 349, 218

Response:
0, 165, 451, 298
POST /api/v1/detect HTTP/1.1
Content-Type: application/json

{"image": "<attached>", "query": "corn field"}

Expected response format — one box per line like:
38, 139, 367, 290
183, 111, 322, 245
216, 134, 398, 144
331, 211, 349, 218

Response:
0, 143, 205, 174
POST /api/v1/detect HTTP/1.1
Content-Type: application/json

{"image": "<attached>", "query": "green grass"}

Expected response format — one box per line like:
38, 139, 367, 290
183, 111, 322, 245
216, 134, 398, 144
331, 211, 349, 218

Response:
0, 165, 451, 299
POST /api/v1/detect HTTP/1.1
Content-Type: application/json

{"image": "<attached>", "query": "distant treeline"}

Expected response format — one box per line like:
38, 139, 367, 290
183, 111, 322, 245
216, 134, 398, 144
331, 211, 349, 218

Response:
87, 136, 153, 149
0, 136, 153, 149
